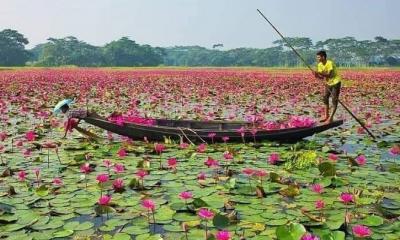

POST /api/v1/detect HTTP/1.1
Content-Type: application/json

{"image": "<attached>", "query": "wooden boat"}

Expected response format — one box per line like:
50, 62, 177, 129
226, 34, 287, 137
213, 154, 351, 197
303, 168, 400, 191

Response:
83, 116, 343, 143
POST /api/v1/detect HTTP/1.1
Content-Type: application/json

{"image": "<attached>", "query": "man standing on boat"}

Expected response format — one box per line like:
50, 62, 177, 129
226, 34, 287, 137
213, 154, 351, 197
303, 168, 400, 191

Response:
313, 50, 342, 123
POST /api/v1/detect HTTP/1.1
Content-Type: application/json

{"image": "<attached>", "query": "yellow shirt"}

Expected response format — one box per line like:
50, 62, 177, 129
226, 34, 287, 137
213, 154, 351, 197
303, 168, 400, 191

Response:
317, 60, 341, 86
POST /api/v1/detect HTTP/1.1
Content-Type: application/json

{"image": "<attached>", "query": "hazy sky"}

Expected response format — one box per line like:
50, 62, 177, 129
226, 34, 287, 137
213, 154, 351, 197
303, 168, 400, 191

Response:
1, 0, 399, 49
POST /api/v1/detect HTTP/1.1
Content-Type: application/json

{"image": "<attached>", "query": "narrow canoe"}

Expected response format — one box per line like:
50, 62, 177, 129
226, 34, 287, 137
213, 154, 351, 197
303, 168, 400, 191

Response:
83, 116, 343, 143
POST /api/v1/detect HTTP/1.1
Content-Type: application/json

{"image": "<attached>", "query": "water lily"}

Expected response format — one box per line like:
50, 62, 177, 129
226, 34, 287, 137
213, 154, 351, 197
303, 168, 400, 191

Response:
112, 178, 124, 191
142, 199, 155, 211
17, 170, 27, 181
117, 148, 127, 158
179, 142, 190, 149
96, 173, 109, 183
328, 153, 338, 161
53, 177, 63, 186
80, 163, 91, 174
179, 191, 193, 205
389, 145, 400, 156
204, 156, 219, 168
154, 143, 165, 168
223, 151, 233, 161
355, 155, 367, 166
80, 163, 91, 188
216, 230, 231, 240
301, 233, 320, 240
136, 169, 148, 188
197, 172, 206, 180
167, 158, 178, 172
33, 168, 40, 186
315, 199, 325, 210
25, 130, 36, 141
197, 143, 207, 153
0, 132, 6, 141
103, 159, 113, 168
310, 184, 324, 194
242, 168, 255, 176
222, 136, 229, 143
98, 195, 111, 206
198, 208, 214, 220
208, 132, 216, 143
352, 224, 372, 238
136, 169, 148, 179
113, 163, 125, 173
339, 192, 354, 204
22, 149, 31, 158
268, 153, 280, 165
154, 143, 165, 154
198, 208, 214, 238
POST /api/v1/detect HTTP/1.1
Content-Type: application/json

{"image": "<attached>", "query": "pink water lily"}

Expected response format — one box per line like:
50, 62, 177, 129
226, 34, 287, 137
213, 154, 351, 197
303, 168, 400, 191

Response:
142, 199, 156, 211
355, 155, 367, 166
315, 199, 325, 210
179, 191, 193, 201
112, 178, 124, 190
204, 156, 219, 168
198, 208, 214, 220
216, 230, 231, 240
25, 130, 36, 141
328, 153, 338, 161
23, 149, 31, 157
179, 142, 189, 149
389, 145, 400, 155
339, 192, 354, 204
268, 153, 280, 165
223, 151, 233, 160
53, 178, 63, 186
0, 132, 6, 141
242, 168, 255, 176
154, 143, 165, 154
301, 233, 320, 240
197, 143, 206, 153
117, 148, 127, 158
236, 127, 246, 137
310, 184, 324, 194
103, 159, 113, 168
352, 224, 372, 238
17, 170, 27, 181
113, 163, 125, 173
167, 158, 177, 169
254, 169, 267, 178
197, 172, 206, 180
136, 169, 148, 179
80, 163, 91, 174
98, 195, 111, 206
96, 173, 109, 183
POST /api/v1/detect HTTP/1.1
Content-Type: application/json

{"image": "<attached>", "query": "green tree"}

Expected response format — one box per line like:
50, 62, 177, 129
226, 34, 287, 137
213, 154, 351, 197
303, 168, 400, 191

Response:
36, 36, 104, 66
103, 37, 162, 66
0, 29, 30, 66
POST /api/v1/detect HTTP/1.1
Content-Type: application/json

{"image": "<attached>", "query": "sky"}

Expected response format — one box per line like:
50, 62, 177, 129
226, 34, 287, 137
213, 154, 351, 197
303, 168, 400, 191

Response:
1, 0, 399, 49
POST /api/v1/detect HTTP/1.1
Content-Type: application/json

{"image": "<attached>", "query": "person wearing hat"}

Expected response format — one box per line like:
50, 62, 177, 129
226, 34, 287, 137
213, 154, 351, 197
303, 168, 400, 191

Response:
53, 99, 88, 138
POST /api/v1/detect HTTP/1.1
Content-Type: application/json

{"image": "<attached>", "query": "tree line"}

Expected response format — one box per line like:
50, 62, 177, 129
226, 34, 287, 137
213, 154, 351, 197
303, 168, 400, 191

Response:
1, 29, 399, 67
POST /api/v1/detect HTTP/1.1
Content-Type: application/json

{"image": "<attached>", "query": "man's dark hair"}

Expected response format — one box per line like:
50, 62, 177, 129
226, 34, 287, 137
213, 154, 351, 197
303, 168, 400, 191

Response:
317, 50, 327, 58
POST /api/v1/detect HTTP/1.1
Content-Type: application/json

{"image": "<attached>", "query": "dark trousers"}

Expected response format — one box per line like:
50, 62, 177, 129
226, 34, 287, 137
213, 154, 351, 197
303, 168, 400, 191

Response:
323, 82, 341, 106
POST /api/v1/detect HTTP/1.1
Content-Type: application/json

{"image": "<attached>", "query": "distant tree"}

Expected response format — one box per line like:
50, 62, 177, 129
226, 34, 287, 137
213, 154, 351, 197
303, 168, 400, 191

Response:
103, 37, 163, 66
0, 29, 30, 66
29, 43, 47, 62
36, 36, 104, 66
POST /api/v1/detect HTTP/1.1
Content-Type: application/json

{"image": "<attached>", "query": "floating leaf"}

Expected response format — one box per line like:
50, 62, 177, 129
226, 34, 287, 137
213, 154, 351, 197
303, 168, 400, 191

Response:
276, 223, 307, 240
319, 162, 336, 177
